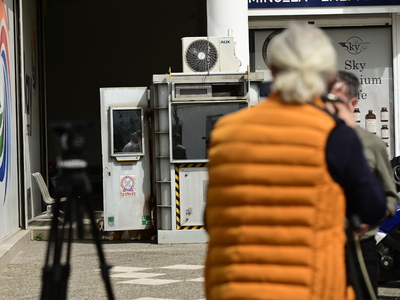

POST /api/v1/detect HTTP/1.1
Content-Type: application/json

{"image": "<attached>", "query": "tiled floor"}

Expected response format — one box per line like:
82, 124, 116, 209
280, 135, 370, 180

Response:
107, 264, 205, 300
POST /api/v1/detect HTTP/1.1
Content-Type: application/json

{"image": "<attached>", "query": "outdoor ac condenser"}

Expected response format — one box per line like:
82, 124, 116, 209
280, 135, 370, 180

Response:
182, 36, 241, 73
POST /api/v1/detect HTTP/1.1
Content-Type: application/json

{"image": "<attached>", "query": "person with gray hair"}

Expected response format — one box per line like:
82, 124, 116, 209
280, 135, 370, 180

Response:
329, 70, 398, 299
204, 23, 386, 300
268, 24, 336, 104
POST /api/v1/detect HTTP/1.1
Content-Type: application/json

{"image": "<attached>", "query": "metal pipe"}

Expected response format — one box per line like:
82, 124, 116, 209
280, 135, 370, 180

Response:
169, 71, 249, 77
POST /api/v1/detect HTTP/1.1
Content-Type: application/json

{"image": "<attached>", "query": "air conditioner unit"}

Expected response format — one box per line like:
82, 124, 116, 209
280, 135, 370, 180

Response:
182, 37, 241, 73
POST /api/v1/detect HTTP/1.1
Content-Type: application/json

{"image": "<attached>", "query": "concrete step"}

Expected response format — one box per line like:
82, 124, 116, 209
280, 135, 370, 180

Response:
29, 211, 104, 241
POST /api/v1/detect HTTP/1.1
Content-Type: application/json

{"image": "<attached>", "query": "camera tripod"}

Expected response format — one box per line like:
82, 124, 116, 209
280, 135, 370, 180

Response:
40, 122, 115, 300
40, 166, 115, 300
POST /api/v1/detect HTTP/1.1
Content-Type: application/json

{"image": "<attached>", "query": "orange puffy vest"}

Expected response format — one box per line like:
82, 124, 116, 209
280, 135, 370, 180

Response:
205, 92, 354, 300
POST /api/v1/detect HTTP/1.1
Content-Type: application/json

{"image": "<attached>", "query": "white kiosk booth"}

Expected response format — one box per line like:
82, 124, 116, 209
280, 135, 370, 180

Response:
99, 71, 264, 243
99, 88, 152, 233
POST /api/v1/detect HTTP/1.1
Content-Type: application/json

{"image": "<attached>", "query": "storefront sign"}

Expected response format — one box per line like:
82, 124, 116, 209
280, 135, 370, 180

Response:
254, 26, 393, 154
326, 27, 393, 142
249, 0, 399, 8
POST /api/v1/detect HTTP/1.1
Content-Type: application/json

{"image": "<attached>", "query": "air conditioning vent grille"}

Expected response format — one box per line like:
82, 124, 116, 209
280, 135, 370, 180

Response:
185, 40, 218, 72
175, 85, 212, 98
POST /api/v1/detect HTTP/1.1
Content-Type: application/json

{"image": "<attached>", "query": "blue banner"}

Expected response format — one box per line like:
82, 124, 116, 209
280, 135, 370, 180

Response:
249, 0, 400, 8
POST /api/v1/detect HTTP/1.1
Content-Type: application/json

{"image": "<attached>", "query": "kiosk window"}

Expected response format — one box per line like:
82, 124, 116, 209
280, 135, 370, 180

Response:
110, 107, 144, 156
171, 102, 247, 160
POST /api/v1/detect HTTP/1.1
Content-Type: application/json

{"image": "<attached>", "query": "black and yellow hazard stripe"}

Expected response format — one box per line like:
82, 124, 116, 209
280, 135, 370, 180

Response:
175, 163, 208, 230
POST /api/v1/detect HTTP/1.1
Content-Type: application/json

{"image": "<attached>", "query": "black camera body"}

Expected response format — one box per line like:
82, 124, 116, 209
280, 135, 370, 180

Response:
52, 121, 91, 164
51, 121, 92, 200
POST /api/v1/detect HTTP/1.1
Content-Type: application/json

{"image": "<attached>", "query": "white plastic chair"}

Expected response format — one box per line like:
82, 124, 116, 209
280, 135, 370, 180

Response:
32, 172, 67, 221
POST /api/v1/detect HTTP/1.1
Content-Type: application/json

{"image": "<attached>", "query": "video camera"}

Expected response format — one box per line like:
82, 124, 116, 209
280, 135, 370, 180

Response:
52, 121, 90, 167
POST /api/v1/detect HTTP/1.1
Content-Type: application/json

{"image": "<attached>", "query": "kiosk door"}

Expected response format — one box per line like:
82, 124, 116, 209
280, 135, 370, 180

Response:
99, 87, 151, 232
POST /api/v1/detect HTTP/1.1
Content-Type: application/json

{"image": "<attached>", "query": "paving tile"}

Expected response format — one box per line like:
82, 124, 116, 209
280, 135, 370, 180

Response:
158, 264, 204, 270
119, 278, 182, 285
111, 272, 165, 278
187, 277, 204, 282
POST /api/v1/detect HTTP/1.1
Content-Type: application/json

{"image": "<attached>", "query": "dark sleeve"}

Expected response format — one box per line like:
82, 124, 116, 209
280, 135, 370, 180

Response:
326, 123, 386, 225
372, 140, 399, 217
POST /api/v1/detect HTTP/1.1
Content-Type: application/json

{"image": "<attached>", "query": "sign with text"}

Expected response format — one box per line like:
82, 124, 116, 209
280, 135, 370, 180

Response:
326, 26, 393, 153
254, 26, 393, 155
249, 0, 399, 8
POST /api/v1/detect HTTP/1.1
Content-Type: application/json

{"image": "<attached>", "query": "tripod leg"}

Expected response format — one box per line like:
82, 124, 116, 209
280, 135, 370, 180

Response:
41, 196, 71, 300
41, 204, 62, 300
82, 194, 115, 300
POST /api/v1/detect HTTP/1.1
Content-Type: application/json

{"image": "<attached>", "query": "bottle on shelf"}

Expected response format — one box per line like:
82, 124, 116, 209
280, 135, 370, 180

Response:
353, 108, 361, 123
380, 107, 389, 122
381, 125, 389, 139
365, 110, 376, 134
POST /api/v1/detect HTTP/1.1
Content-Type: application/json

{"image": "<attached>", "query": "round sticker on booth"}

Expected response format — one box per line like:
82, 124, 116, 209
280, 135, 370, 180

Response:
120, 175, 136, 197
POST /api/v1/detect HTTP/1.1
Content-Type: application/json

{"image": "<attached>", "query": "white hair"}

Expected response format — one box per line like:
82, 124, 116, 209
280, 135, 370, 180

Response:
268, 23, 337, 103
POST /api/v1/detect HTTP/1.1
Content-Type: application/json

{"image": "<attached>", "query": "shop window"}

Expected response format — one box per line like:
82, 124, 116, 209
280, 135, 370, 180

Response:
170, 102, 247, 160
110, 107, 144, 157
